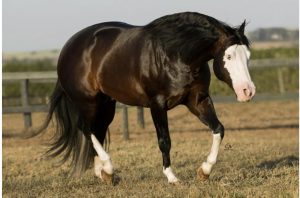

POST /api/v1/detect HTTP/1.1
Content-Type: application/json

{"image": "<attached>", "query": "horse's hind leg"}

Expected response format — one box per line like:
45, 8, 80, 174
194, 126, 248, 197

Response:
90, 95, 116, 182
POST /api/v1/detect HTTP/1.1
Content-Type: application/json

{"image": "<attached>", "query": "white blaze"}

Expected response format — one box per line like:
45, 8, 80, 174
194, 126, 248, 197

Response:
223, 44, 255, 102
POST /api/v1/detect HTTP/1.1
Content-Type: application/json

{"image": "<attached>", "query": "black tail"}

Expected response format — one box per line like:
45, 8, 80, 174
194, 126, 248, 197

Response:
32, 81, 94, 177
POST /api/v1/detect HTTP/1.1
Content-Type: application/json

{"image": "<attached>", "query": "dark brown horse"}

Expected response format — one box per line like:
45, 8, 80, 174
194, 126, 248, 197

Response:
36, 12, 255, 184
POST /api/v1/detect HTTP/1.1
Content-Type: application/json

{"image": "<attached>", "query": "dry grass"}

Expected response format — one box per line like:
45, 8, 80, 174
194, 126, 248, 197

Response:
3, 100, 299, 197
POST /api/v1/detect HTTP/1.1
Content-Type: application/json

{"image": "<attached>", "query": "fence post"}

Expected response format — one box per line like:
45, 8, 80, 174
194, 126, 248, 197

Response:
137, 107, 145, 129
122, 105, 129, 140
21, 79, 32, 129
277, 68, 285, 94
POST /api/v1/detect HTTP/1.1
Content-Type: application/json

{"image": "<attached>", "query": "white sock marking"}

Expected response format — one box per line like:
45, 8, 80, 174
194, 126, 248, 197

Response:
202, 133, 222, 175
91, 134, 114, 175
163, 167, 179, 183
94, 156, 102, 177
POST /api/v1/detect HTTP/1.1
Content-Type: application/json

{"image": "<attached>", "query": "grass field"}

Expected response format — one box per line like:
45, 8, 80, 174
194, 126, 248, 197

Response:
3, 100, 299, 197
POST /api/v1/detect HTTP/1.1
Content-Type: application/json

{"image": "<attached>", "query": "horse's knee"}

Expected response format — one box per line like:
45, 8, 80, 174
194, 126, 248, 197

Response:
158, 137, 171, 153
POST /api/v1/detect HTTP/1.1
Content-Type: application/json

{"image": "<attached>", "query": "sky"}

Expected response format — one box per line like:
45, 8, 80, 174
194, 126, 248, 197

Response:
3, 0, 299, 52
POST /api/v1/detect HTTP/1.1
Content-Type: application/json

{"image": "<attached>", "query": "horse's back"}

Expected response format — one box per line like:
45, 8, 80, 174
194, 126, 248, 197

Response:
57, 20, 199, 108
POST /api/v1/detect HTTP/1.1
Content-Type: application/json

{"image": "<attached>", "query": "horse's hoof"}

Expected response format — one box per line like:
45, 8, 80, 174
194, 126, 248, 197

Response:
197, 167, 209, 181
170, 180, 183, 186
100, 170, 114, 184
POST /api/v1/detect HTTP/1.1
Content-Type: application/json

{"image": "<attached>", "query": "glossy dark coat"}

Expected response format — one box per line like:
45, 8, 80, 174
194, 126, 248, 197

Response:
37, 12, 250, 176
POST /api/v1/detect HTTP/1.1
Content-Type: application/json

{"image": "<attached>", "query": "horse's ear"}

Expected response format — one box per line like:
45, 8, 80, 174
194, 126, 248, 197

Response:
238, 20, 246, 34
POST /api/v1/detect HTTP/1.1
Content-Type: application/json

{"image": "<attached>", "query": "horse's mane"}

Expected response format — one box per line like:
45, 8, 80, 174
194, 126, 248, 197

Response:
144, 12, 250, 63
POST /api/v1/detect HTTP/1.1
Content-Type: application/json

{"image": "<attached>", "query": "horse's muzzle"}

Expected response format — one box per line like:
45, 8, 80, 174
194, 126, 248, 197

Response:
234, 82, 256, 102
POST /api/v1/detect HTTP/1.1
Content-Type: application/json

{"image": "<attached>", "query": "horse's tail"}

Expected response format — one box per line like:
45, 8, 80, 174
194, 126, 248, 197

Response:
31, 81, 94, 177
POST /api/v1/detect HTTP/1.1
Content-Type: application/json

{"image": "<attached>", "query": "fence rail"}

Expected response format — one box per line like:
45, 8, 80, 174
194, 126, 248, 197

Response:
249, 58, 298, 68
3, 71, 57, 80
3, 58, 298, 139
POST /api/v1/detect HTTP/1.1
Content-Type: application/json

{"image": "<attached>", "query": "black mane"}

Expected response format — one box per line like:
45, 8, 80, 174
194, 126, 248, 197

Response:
144, 12, 250, 63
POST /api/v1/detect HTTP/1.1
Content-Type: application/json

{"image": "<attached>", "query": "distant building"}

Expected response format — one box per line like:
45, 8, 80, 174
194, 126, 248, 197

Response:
247, 28, 299, 42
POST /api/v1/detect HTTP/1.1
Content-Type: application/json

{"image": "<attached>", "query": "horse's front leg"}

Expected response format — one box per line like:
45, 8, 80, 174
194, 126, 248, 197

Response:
185, 92, 224, 180
150, 99, 179, 184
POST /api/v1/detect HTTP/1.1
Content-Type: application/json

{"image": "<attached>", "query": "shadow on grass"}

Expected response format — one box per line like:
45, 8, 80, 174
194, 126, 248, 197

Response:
3, 123, 298, 139
3, 132, 24, 138
3, 128, 35, 138
123, 123, 299, 137
161, 123, 299, 135
257, 155, 299, 170
173, 123, 299, 133
226, 124, 299, 132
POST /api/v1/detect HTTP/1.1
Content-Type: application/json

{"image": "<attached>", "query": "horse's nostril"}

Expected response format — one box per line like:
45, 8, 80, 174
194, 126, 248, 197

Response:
243, 88, 252, 97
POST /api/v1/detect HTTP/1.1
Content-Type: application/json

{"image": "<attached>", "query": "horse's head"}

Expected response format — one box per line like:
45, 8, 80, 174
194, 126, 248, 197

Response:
213, 21, 255, 102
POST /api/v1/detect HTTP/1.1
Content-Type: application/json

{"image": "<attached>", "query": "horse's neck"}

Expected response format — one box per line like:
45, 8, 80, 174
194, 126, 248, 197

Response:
210, 34, 229, 57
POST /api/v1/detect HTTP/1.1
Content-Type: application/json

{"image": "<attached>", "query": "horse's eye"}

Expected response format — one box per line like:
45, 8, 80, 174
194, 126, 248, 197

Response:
227, 55, 231, 60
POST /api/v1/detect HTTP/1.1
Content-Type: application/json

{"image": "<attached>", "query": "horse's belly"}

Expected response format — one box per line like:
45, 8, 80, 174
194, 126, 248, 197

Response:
99, 78, 149, 107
